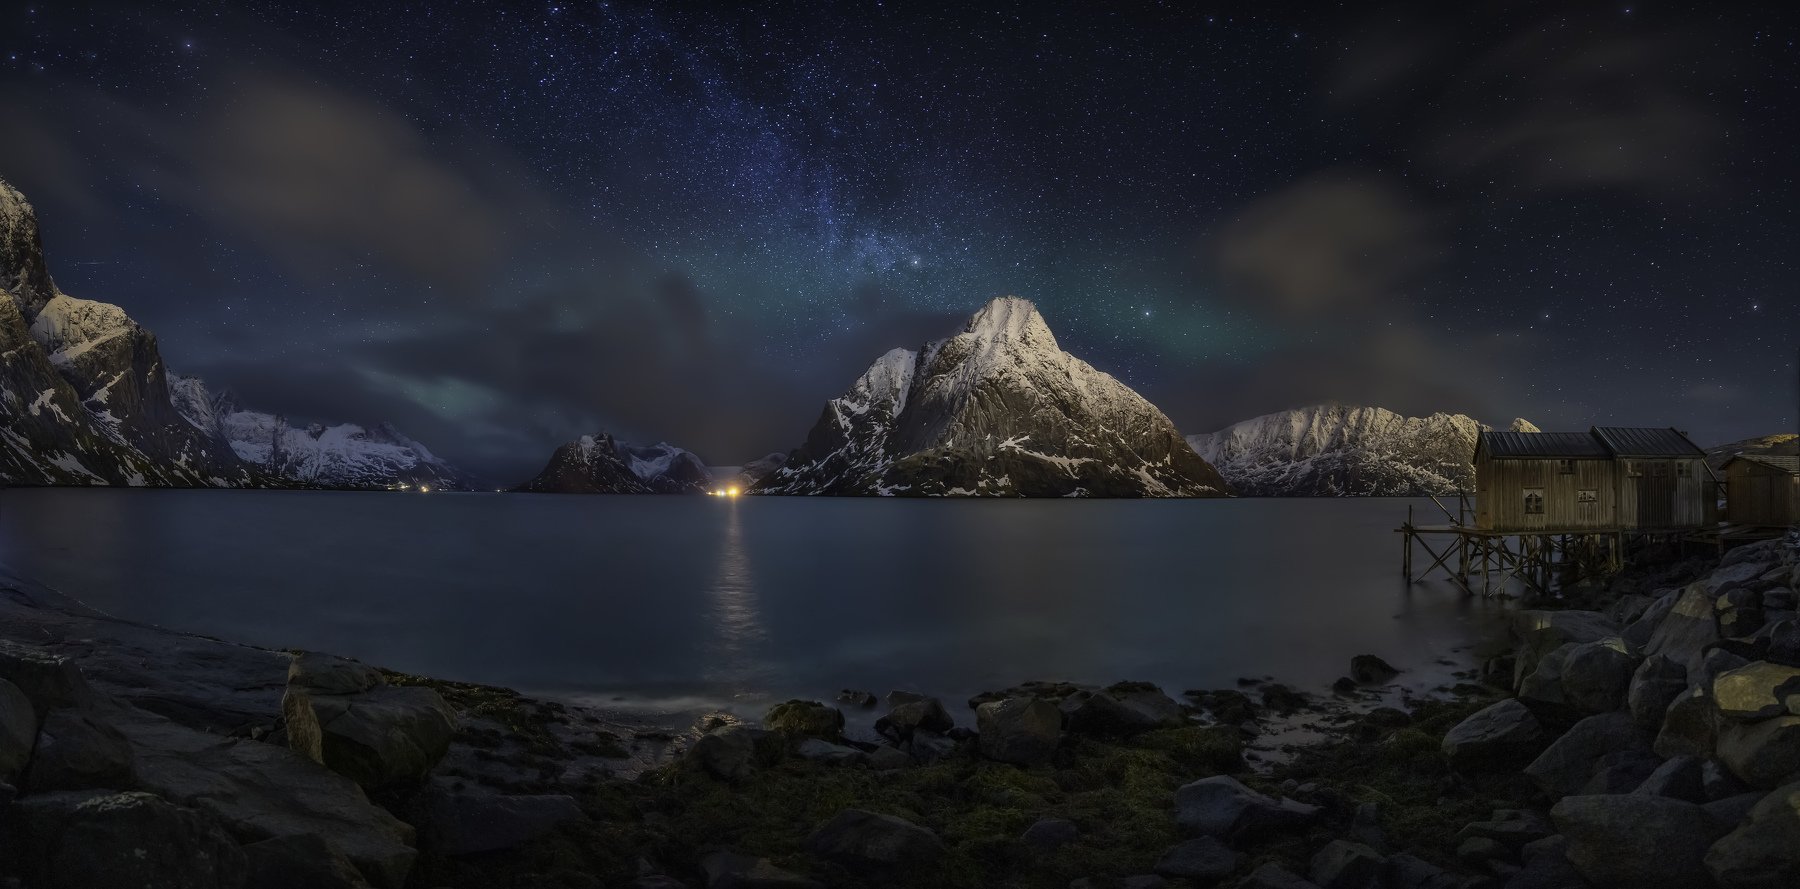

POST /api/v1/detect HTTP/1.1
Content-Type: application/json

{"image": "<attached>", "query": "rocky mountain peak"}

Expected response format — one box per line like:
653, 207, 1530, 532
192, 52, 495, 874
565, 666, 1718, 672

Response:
962, 295, 1059, 351
517, 433, 712, 494
0, 176, 58, 315
756, 297, 1227, 497
1509, 418, 1542, 433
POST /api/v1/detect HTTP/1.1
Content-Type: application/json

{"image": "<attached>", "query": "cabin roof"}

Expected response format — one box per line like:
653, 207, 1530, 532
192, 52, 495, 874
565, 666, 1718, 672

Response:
1591, 426, 1705, 458
1479, 426, 1707, 460
1480, 431, 1611, 458
1724, 454, 1800, 474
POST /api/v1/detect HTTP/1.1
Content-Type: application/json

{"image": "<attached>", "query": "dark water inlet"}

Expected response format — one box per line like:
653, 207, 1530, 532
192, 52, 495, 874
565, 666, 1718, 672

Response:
0, 490, 1513, 719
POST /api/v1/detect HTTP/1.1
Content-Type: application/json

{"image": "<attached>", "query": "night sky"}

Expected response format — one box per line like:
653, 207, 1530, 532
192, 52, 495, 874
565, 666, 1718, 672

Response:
1, 1, 1794, 483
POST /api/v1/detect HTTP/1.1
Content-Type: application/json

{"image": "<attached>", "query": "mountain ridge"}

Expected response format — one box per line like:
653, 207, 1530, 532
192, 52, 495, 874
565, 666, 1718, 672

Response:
1185, 403, 1536, 496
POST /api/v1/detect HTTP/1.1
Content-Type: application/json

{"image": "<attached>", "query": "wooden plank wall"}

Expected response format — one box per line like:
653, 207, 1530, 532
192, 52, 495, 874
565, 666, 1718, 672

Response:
1475, 457, 1617, 531
1726, 462, 1800, 526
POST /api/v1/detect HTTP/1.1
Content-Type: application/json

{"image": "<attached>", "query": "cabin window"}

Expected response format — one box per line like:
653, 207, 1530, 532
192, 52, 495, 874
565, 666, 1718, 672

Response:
1577, 489, 1598, 505
1557, 459, 1575, 474
1677, 462, 1690, 477
1524, 488, 1545, 515
1626, 461, 1642, 477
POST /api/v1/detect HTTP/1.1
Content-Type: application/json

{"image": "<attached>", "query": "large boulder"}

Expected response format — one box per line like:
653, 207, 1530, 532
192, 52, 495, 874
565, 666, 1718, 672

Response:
1632, 754, 1705, 802
1525, 712, 1650, 799
1705, 780, 1800, 888
1517, 643, 1575, 707
764, 700, 845, 740
1020, 817, 1079, 850
1560, 639, 1640, 713
1647, 585, 1725, 671
1308, 839, 1385, 889
1174, 775, 1320, 840
412, 777, 583, 855
1628, 655, 1688, 733
284, 682, 456, 790
1623, 590, 1680, 651
806, 809, 945, 871
875, 695, 953, 740
1441, 698, 1547, 772
1766, 619, 1800, 668
1154, 836, 1237, 880
4, 790, 247, 889
1349, 655, 1400, 685
0, 639, 94, 712
1239, 862, 1320, 889
1717, 715, 1800, 789
794, 738, 866, 765
0, 676, 35, 781
1654, 686, 1719, 759
1551, 793, 1727, 889
1062, 684, 1182, 736
1515, 611, 1619, 685
288, 652, 383, 695
1455, 808, 1553, 852
116, 706, 418, 888
699, 851, 823, 889
242, 834, 371, 889
1713, 661, 1800, 722
24, 708, 135, 792
686, 724, 780, 781
975, 697, 1062, 766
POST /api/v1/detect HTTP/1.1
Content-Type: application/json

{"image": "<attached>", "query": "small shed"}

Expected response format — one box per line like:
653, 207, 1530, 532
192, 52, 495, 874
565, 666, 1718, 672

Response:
1473, 426, 1714, 533
1593, 427, 1716, 531
1722, 455, 1800, 527
1474, 431, 1617, 532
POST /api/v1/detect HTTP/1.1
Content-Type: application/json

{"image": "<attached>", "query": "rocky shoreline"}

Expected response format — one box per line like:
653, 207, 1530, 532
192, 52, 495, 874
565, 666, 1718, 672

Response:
1, 536, 1797, 888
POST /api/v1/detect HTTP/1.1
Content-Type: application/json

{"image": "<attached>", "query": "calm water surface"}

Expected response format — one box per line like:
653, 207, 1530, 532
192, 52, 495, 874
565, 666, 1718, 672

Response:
0, 490, 1511, 717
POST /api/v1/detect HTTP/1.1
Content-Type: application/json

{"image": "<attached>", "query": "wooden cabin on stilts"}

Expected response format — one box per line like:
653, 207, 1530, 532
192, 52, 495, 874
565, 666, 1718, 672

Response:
1721, 455, 1800, 529
1399, 426, 1734, 598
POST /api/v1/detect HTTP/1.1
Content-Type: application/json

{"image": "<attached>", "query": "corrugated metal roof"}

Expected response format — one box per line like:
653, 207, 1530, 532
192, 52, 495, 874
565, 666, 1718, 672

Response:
1592, 426, 1705, 457
1727, 454, 1800, 473
1481, 431, 1611, 458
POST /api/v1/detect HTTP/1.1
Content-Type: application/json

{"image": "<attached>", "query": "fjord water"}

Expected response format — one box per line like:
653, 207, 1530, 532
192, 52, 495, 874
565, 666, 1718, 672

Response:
0, 490, 1509, 718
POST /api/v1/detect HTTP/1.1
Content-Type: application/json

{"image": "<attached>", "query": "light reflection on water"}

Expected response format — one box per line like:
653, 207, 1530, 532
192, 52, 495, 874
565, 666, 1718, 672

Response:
0, 489, 1514, 720
701, 499, 770, 699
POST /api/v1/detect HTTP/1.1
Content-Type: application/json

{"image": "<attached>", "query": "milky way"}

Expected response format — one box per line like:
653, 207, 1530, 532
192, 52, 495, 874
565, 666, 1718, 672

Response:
1, 2, 1794, 481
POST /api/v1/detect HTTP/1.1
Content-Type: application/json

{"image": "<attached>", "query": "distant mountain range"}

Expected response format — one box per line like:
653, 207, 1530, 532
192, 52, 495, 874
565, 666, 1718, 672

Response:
1705, 433, 1799, 471
754, 296, 1227, 497
169, 376, 477, 491
0, 176, 471, 490
515, 434, 712, 494
1185, 405, 1539, 497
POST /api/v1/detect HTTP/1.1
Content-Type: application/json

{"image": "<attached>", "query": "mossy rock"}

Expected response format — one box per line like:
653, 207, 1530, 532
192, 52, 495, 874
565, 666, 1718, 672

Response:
765, 700, 846, 739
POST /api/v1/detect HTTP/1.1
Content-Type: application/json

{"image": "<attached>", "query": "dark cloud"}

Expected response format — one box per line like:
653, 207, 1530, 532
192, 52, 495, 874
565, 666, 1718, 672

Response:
1329, 9, 1731, 198
1212, 172, 1445, 321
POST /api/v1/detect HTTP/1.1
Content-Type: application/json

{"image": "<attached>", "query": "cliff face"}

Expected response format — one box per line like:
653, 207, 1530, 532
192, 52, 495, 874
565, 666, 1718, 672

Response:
756, 297, 1228, 497
0, 178, 251, 486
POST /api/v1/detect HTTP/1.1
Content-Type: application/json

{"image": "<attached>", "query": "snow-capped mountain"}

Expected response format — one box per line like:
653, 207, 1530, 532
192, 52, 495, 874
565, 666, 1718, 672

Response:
1184, 405, 1539, 496
0, 177, 251, 486
755, 296, 1228, 497
169, 375, 475, 490
515, 433, 712, 494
